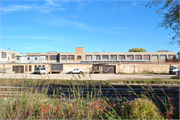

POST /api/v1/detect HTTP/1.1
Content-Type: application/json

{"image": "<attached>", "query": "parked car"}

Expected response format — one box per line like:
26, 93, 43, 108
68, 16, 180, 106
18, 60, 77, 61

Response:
70, 68, 85, 74
35, 67, 46, 74
169, 65, 180, 75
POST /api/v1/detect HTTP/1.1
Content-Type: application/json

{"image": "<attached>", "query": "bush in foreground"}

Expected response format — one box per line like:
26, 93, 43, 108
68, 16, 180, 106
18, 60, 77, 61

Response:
120, 98, 163, 119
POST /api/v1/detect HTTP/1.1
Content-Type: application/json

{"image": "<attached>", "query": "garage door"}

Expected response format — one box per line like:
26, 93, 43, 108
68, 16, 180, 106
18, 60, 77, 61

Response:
103, 65, 116, 73
51, 64, 63, 72
13, 66, 24, 73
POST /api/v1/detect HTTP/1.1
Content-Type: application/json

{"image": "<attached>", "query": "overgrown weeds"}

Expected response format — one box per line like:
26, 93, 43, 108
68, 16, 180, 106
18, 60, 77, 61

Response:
0, 73, 179, 119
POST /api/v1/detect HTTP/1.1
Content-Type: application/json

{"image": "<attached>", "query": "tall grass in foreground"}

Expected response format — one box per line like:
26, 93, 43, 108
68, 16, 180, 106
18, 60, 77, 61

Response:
0, 74, 179, 119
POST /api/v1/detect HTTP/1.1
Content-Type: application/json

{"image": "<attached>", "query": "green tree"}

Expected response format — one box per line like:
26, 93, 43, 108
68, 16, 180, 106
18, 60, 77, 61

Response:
146, 0, 179, 44
128, 48, 147, 52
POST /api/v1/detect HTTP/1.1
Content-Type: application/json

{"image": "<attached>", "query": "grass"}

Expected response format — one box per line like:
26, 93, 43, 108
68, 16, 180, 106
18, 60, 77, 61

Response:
0, 78, 179, 85
0, 74, 179, 119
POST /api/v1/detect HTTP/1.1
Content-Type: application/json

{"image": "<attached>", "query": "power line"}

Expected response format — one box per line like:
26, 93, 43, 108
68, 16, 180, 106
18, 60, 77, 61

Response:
1, 12, 156, 22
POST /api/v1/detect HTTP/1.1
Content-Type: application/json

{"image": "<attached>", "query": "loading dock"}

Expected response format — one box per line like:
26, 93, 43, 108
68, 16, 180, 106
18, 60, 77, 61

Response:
12, 66, 24, 73
103, 65, 116, 73
51, 64, 63, 73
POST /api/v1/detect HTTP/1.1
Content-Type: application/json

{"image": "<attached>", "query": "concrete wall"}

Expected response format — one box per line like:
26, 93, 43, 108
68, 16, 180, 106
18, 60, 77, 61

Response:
1, 62, 179, 74
116, 63, 180, 73
62, 64, 92, 73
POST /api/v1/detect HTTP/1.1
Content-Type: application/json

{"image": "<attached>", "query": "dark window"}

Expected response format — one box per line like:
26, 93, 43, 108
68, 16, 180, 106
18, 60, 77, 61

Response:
35, 57, 37, 60
41, 68, 45, 70
110, 55, 117, 60
68, 55, 74, 60
152, 55, 158, 60
42, 65, 45, 67
45, 55, 48, 60
17, 57, 19, 60
38, 65, 41, 67
135, 55, 142, 60
61, 55, 67, 60
11, 53, 15, 59
29, 65, 32, 72
77, 56, 81, 59
2, 52, 6, 58
127, 55, 134, 60
34, 65, 37, 70
118, 55, 125, 60
160, 55, 166, 60
102, 55, 109, 60
86, 55, 92, 60
50, 55, 59, 60
168, 55, 175, 60
143, 55, 150, 60
27, 58, 30, 60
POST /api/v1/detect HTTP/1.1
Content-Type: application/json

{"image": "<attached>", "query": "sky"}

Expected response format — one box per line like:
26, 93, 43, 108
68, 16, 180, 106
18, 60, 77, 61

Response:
0, 0, 179, 55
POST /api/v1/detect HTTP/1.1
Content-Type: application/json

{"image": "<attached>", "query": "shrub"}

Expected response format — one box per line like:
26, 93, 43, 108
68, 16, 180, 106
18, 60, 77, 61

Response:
120, 98, 163, 119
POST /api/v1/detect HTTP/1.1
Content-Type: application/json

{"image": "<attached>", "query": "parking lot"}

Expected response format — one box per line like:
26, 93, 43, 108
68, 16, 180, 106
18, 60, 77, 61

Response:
0, 73, 176, 80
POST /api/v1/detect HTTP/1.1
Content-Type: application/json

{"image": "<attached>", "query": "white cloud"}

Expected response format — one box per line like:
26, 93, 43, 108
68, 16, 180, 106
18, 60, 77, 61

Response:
1, 0, 65, 14
43, 18, 90, 29
132, 2, 139, 6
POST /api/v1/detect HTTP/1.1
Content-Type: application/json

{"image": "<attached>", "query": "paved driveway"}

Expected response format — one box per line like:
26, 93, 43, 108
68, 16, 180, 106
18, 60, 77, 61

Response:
0, 73, 176, 80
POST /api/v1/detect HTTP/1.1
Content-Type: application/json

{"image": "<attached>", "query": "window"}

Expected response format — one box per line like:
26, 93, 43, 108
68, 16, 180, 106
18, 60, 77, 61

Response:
77, 56, 81, 59
68, 55, 74, 60
17, 57, 19, 60
11, 53, 15, 59
42, 65, 45, 67
93, 55, 100, 60
34, 65, 37, 70
50, 55, 58, 60
118, 55, 125, 60
110, 55, 117, 60
152, 55, 158, 60
27, 58, 30, 60
143, 55, 150, 60
38, 65, 41, 67
102, 55, 109, 60
168, 55, 175, 60
127, 55, 134, 60
35, 57, 37, 60
135, 55, 142, 60
61, 55, 67, 60
29, 65, 32, 72
2, 52, 6, 58
45, 55, 48, 60
160, 55, 166, 60
85, 55, 92, 60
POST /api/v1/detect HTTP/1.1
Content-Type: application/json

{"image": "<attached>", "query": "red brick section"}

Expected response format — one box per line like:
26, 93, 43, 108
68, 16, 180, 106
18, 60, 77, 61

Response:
75, 47, 84, 53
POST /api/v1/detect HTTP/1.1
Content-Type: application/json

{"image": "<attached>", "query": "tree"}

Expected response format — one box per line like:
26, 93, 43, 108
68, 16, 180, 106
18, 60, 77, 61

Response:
128, 48, 147, 52
146, 0, 179, 44
156, 50, 172, 52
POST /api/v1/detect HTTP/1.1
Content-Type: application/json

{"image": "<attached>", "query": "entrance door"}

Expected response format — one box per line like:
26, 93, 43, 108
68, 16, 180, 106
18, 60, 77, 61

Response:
103, 65, 116, 73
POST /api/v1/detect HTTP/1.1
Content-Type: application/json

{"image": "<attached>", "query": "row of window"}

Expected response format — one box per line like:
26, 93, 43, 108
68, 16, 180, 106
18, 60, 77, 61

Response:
81, 61, 149, 64
17, 57, 45, 61
1, 52, 15, 59
61, 55, 81, 60
60, 55, 175, 61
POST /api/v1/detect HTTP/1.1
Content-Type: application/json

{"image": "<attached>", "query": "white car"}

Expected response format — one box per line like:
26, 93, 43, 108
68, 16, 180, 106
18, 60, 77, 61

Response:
35, 67, 46, 74
70, 68, 85, 74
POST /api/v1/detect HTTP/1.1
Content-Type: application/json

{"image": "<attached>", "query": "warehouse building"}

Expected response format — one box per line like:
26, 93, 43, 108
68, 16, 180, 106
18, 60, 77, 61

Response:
26, 47, 176, 63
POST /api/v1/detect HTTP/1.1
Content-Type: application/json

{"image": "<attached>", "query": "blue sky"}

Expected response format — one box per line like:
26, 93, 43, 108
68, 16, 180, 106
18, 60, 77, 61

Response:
0, 0, 179, 55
